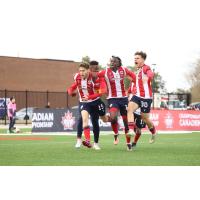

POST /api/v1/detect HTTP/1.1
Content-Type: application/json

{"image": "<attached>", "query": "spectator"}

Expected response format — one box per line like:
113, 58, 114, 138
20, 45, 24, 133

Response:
45, 102, 51, 108
7, 97, 16, 133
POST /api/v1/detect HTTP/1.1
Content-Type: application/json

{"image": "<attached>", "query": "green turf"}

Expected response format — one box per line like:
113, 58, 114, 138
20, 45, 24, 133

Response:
0, 133, 200, 166
0, 128, 31, 134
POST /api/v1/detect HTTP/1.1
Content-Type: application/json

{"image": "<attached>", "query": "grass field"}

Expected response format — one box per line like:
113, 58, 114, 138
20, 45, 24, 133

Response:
0, 132, 200, 166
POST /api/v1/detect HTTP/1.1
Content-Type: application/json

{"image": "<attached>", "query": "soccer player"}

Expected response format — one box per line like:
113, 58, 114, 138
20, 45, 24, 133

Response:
132, 108, 146, 148
7, 96, 16, 133
98, 56, 136, 151
127, 51, 156, 145
74, 61, 109, 150
67, 63, 108, 150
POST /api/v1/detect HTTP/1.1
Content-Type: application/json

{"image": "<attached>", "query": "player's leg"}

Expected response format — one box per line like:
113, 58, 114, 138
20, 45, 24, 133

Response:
132, 128, 141, 148
9, 117, 14, 133
108, 99, 120, 144
140, 99, 156, 144
75, 115, 83, 148
97, 99, 111, 122
119, 98, 132, 151
91, 99, 108, 150
81, 106, 92, 148
90, 112, 101, 150
141, 112, 156, 144
132, 113, 144, 148
127, 96, 139, 136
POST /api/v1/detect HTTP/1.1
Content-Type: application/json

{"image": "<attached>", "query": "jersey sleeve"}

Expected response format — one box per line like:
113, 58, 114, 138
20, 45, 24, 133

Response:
67, 73, 78, 96
143, 65, 154, 80
124, 67, 136, 82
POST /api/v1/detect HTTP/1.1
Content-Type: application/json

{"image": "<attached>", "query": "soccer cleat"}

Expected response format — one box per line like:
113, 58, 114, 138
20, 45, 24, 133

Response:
9, 130, 14, 133
131, 142, 137, 148
149, 134, 156, 144
82, 140, 92, 148
127, 144, 132, 151
113, 134, 119, 145
93, 143, 101, 150
75, 139, 82, 148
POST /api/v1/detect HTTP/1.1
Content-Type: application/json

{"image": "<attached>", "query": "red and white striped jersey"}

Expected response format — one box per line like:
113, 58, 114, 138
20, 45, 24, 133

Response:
68, 72, 100, 102
98, 66, 135, 99
133, 64, 154, 99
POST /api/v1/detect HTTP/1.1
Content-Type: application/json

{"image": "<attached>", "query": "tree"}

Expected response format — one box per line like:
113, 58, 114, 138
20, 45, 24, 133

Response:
153, 72, 167, 93
81, 56, 90, 64
187, 58, 200, 102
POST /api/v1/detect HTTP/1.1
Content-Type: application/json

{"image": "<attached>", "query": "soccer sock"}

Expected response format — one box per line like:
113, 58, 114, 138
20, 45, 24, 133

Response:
125, 134, 131, 144
122, 115, 129, 134
83, 126, 90, 142
91, 117, 100, 144
77, 116, 83, 139
134, 133, 141, 143
149, 125, 156, 135
111, 122, 118, 135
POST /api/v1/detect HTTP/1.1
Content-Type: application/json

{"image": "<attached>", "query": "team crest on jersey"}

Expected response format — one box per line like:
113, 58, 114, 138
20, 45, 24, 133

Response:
61, 110, 76, 130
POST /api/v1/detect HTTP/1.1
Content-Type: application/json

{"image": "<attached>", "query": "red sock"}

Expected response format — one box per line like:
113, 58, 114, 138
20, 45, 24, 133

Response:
83, 126, 90, 141
125, 134, 131, 144
111, 122, 118, 135
134, 133, 141, 143
149, 125, 156, 134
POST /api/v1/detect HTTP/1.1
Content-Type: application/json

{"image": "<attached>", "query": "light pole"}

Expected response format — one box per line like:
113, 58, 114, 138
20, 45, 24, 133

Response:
151, 64, 156, 109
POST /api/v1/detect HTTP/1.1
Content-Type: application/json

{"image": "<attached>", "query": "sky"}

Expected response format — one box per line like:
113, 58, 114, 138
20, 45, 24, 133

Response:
1, 0, 200, 92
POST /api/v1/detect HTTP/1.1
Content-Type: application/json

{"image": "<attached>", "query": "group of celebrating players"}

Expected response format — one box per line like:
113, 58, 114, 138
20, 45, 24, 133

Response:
67, 51, 156, 151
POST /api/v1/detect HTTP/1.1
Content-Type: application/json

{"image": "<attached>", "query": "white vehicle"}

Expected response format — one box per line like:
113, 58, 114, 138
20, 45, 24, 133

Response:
15, 107, 36, 120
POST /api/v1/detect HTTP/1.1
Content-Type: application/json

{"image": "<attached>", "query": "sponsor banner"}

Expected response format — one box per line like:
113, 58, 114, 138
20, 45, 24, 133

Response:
32, 108, 200, 133
32, 108, 78, 132
31, 108, 112, 133
149, 110, 200, 131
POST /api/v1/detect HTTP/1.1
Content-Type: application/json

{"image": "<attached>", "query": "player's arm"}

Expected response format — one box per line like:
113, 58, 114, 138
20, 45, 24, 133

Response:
67, 82, 77, 96
143, 66, 154, 80
124, 67, 136, 82
97, 70, 107, 95
84, 78, 107, 100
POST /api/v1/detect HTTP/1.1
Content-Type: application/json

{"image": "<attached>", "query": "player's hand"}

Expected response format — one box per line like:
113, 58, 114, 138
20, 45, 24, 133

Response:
82, 95, 89, 101
71, 92, 76, 97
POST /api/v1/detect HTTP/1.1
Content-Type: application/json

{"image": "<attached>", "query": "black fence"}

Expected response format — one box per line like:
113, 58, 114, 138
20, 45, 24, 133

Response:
0, 90, 79, 125
0, 89, 191, 125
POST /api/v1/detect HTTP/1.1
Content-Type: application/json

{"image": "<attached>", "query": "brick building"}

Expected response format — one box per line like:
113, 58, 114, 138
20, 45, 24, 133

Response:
0, 56, 79, 109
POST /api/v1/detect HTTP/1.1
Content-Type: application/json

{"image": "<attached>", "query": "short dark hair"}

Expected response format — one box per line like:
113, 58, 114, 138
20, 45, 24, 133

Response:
89, 60, 99, 66
112, 56, 122, 66
79, 62, 89, 69
135, 51, 147, 60
10, 96, 15, 101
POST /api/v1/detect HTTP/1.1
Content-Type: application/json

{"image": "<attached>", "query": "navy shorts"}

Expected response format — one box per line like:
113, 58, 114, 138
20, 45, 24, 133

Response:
130, 95, 152, 113
134, 113, 146, 129
79, 98, 106, 116
108, 97, 128, 116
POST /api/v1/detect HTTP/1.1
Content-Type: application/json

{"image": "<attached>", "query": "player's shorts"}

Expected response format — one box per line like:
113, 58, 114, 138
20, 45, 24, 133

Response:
107, 97, 128, 116
79, 98, 106, 116
134, 113, 146, 129
130, 95, 152, 113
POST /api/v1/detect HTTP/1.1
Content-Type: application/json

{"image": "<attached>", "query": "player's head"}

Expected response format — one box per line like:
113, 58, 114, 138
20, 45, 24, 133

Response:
89, 60, 99, 78
10, 96, 15, 103
110, 56, 122, 68
79, 63, 90, 79
134, 51, 147, 67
